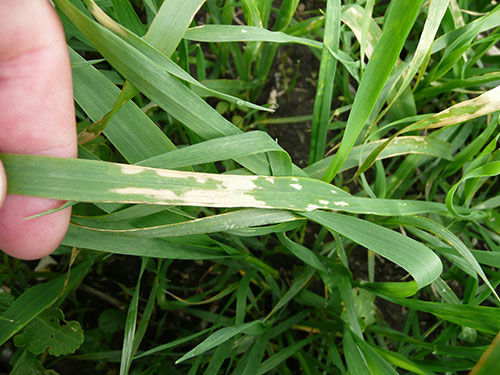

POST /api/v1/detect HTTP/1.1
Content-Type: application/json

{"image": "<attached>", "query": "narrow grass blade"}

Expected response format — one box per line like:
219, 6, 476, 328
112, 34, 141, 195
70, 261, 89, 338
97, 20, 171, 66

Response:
302, 211, 442, 290
425, 5, 500, 84
62, 225, 228, 259
175, 320, 264, 364
442, 121, 499, 178
360, 0, 375, 73
376, 294, 500, 334
431, 5, 500, 54
308, 0, 340, 163
77, 80, 137, 145
354, 85, 500, 179
264, 268, 316, 321
257, 336, 316, 375
341, 5, 380, 58
56, 0, 272, 175
204, 340, 233, 375
416, 72, 500, 99
10, 351, 37, 375
380, 0, 451, 118
351, 331, 399, 374
446, 161, 500, 217
166, 284, 238, 306
133, 327, 217, 359
85, 0, 272, 113
132, 269, 159, 354
238, 333, 270, 375
71, 49, 177, 162
321, 262, 362, 337
388, 216, 500, 302
136, 131, 291, 175
120, 258, 147, 375
467, 249, 500, 268
322, 0, 424, 181
75, 205, 174, 222
183, 25, 322, 49
235, 270, 254, 325
304, 136, 452, 178
278, 233, 327, 272
75, 209, 299, 238
343, 328, 370, 375
360, 281, 418, 298
228, 220, 304, 237
470, 332, 500, 375
111, 0, 146, 36
144, 0, 205, 56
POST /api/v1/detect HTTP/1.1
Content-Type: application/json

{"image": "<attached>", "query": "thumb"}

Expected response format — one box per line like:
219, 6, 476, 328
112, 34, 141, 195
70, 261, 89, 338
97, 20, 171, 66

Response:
0, 160, 5, 208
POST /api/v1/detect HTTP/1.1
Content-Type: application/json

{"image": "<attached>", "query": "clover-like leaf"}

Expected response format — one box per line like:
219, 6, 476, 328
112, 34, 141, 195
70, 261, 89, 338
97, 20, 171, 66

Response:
341, 288, 376, 329
14, 308, 84, 356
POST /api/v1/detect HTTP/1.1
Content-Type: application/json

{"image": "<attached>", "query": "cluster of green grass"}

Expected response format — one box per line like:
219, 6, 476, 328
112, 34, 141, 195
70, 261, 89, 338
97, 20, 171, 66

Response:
1, 0, 500, 373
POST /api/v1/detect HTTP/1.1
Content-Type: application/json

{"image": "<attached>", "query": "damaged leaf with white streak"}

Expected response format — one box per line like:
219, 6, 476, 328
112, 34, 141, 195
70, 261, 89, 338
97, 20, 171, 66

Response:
353, 85, 500, 179
1, 153, 482, 218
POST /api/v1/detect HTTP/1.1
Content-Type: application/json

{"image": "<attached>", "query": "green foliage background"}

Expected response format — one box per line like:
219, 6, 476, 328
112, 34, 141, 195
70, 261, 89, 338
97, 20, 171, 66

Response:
1, 0, 500, 374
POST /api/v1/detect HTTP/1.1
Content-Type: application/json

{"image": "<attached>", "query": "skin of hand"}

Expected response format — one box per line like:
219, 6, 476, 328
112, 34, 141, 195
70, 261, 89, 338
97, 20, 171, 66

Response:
0, 0, 77, 259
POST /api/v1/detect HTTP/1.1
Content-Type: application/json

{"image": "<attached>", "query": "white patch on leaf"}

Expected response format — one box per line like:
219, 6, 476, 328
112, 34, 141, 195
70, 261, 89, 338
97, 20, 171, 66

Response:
194, 175, 209, 184
155, 169, 192, 179
110, 187, 179, 201
319, 200, 329, 205
120, 165, 147, 175
109, 186, 270, 208
305, 204, 320, 211
154, 169, 259, 191
181, 189, 270, 208
220, 176, 258, 191
290, 183, 302, 190
333, 201, 349, 207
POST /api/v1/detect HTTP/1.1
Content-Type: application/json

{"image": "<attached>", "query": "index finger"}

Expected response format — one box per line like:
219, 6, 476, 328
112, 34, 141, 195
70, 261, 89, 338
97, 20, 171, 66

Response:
0, 0, 77, 259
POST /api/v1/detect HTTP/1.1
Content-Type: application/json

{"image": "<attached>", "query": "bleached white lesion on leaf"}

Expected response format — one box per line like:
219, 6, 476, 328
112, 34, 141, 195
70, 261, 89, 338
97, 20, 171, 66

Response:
181, 189, 271, 208
265, 177, 275, 184
425, 85, 500, 128
87, 0, 128, 37
290, 183, 303, 190
305, 204, 320, 211
109, 187, 179, 201
220, 176, 259, 191
333, 201, 349, 207
478, 85, 500, 109
120, 165, 148, 175
154, 169, 260, 191
319, 200, 329, 205
193, 175, 209, 184
155, 169, 196, 179
109, 185, 271, 208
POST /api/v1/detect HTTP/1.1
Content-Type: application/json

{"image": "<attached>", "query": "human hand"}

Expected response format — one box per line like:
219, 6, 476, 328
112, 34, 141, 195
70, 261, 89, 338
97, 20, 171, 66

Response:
0, 0, 77, 259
